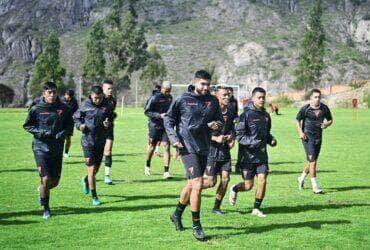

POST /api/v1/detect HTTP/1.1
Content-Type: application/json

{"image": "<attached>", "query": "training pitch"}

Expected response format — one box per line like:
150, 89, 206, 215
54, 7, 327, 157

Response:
0, 108, 369, 249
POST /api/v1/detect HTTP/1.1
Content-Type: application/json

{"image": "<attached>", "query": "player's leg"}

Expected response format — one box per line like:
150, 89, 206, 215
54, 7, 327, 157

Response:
154, 141, 163, 158
145, 128, 159, 176
104, 138, 114, 185
307, 139, 323, 193
171, 179, 191, 231
202, 161, 217, 189
64, 135, 72, 157
252, 170, 268, 218
298, 162, 310, 190
162, 137, 172, 179
213, 162, 231, 214
229, 164, 255, 205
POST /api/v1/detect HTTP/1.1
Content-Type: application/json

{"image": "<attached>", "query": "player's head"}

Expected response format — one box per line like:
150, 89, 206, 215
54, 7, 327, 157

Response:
193, 70, 211, 96
227, 87, 234, 95
251, 87, 266, 109
64, 89, 75, 101
90, 85, 104, 105
161, 81, 172, 96
216, 86, 230, 107
309, 88, 321, 106
102, 79, 114, 97
42, 81, 57, 104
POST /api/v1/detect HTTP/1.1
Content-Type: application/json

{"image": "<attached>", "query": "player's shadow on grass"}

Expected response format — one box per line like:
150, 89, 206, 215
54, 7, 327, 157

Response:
100, 193, 213, 204
264, 203, 370, 214
208, 219, 351, 238
0, 168, 37, 173
64, 159, 126, 165
113, 152, 146, 157
269, 170, 337, 175
0, 204, 174, 219
269, 161, 303, 166
132, 176, 185, 183
0, 219, 39, 226
326, 186, 370, 192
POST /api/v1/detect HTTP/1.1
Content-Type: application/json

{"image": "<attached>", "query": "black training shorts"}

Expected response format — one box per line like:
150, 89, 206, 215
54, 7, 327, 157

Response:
302, 137, 322, 162
205, 159, 231, 176
241, 163, 269, 180
181, 153, 207, 179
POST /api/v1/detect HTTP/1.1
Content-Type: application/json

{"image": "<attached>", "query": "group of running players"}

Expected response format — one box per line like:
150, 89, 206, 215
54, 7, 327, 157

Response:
23, 69, 333, 241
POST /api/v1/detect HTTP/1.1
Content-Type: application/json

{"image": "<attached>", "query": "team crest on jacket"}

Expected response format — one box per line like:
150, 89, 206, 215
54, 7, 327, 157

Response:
313, 110, 321, 117
56, 109, 63, 116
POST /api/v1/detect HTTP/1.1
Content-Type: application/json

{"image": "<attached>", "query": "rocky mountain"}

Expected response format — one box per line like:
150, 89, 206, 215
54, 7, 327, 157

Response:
0, 0, 369, 106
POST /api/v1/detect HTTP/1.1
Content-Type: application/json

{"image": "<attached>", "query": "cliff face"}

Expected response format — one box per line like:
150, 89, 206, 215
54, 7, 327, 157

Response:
0, 0, 369, 105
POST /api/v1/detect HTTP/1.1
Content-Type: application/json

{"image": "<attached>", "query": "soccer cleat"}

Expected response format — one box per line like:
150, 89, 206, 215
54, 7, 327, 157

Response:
170, 214, 185, 231
192, 225, 206, 241
313, 188, 323, 194
298, 176, 305, 190
80, 177, 89, 195
251, 208, 267, 218
212, 208, 225, 215
163, 172, 172, 179
43, 209, 51, 220
63, 153, 70, 158
229, 185, 238, 206
144, 166, 151, 176
92, 198, 101, 206
104, 175, 113, 185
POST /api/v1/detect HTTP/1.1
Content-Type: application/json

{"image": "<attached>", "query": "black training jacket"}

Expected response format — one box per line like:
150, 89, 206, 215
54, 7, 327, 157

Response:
144, 92, 173, 130
23, 97, 73, 154
208, 107, 237, 161
296, 103, 332, 138
236, 102, 274, 164
164, 88, 223, 156
60, 96, 79, 115
73, 97, 114, 148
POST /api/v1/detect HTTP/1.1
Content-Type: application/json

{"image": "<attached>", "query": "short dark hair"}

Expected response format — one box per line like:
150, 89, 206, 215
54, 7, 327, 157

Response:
66, 89, 75, 97
102, 79, 113, 85
43, 81, 57, 91
309, 88, 321, 97
91, 85, 103, 95
252, 87, 266, 96
195, 70, 211, 80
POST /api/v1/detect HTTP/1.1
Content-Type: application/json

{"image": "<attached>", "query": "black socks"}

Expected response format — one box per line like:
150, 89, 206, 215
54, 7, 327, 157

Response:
191, 211, 201, 228
164, 166, 169, 172
214, 198, 222, 210
105, 155, 112, 167
254, 198, 263, 209
174, 202, 187, 218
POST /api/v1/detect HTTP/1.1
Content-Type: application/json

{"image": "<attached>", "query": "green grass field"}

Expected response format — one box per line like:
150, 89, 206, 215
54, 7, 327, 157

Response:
0, 108, 369, 249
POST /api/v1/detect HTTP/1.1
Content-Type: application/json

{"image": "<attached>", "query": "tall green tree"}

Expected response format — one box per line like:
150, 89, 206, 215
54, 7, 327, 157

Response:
82, 20, 106, 93
140, 44, 167, 93
292, 0, 326, 90
30, 32, 66, 97
105, 5, 149, 90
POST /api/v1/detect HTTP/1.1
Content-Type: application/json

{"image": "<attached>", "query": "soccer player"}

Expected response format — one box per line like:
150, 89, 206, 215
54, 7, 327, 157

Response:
102, 80, 117, 185
144, 81, 173, 178
227, 87, 238, 115
296, 89, 333, 194
165, 70, 223, 241
23, 82, 73, 219
229, 87, 277, 218
60, 89, 79, 157
73, 85, 114, 205
202, 86, 237, 215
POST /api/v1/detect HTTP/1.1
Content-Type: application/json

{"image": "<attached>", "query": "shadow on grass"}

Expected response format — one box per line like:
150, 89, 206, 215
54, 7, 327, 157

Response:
64, 159, 126, 165
269, 161, 303, 166
264, 203, 370, 214
113, 152, 146, 157
132, 176, 185, 183
101, 193, 213, 204
225, 202, 370, 215
0, 168, 37, 173
208, 220, 351, 238
0, 204, 174, 219
326, 186, 370, 192
0, 219, 39, 226
269, 170, 337, 175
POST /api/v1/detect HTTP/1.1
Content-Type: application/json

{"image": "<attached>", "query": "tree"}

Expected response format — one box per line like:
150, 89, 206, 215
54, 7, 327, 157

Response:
82, 20, 106, 93
292, 0, 325, 90
30, 32, 66, 97
139, 44, 167, 93
204, 61, 218, 85
64, 72, 76, 91
105, 5, 149, 91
